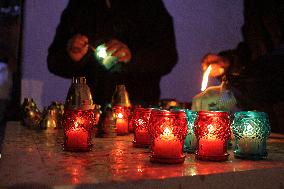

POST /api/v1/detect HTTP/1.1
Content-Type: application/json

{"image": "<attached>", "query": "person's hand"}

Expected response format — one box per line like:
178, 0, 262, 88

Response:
105, 39, 131, 63
67, 34, 89, 62
201, 53, 229, 77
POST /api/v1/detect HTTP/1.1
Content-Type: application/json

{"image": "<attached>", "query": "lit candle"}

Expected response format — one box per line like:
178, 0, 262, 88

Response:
113, 106, 130, 135
65, 127, 88, 148
116, 112, 129, 135
194, 111, 231, 161
152, 127, 183, 158
238, 137, 264, 154
198, 138, 224, 156
116, 118, 128, 134
232, 111, 270, 159
63, 109, 95, 151
149, 110, 188, 164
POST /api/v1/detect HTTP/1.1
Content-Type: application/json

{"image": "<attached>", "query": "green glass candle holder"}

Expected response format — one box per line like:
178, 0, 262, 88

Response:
184, 110, 197, 153
232, 111, 271, 160
95, 43, 118, 70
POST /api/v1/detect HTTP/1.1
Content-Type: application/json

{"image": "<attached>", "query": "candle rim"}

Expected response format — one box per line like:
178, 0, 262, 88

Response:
197, 110, 229, 116
234, 111, 268, 117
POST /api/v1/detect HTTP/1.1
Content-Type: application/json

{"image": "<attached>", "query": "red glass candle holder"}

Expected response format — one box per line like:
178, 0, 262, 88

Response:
149, 110, 188, 164
132, 108, 153, 148
113, 106, 130, 135
194, 111, 231, 161
63, 109, 96, 151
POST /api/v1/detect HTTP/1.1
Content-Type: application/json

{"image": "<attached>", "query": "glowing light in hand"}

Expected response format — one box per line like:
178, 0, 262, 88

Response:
96, 45, 107, 59
201, 65, 212, 91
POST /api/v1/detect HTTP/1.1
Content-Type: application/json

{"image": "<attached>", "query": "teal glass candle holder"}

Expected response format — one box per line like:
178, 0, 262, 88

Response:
184, 110, 197, 153
95, 43, 118, 70
232, 111, 271, 160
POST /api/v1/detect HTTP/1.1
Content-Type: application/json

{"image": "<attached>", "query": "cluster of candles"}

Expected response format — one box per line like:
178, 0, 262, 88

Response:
63, 104, 271, 163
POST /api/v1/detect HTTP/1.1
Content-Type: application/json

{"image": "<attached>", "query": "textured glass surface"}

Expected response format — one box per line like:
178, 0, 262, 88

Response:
232, 111, 271, 159
149, 110, 188, 141
184, 110, 197, 153
194, 111, 231, 161
113, 106, 130, 135
194, 111, 231, 140
132, 108, 152, 146
63, 109, 96, 151
148, 110, 188, 163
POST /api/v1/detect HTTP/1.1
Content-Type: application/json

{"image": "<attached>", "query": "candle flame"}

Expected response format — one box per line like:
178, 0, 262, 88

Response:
207, 124, 216, 139
243, 123, 256, 137
163, 127, 172, 136
74, 117, 84, 128
201, 65, 212, 91
161, 127, 175, 140
117, 113, 123, 119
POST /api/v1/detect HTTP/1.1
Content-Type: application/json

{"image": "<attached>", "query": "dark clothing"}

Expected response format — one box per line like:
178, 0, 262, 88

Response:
218, 0, 284, 132
217, 0, 284, 107
47, 0, 178, 106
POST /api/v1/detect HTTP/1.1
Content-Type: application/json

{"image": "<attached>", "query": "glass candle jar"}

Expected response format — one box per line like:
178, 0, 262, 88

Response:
132, 108, 153, 147
63, 109, 96, 151
149, 110, 188, 163
128, 107, 137, 133
194, 111, 231, 161
113, 106, 130, 135
232, 111, 271, 160
95, 43, 118, 70
184, 110, 197, 153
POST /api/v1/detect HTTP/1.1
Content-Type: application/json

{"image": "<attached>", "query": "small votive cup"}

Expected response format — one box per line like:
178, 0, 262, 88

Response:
132, 108, 153, 147
232, 111, 271, 160
113, 106, 130, 135
148, 109, 188, 164
63, 109, 96, 152
194, 111, 231, 161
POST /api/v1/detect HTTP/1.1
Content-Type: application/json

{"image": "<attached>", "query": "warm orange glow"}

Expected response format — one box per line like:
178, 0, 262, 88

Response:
117, 113, 123, 119
207, 124, 217, 139
74, 117, 84, 128
201, 65, 212, 91
161, 127, 175, 140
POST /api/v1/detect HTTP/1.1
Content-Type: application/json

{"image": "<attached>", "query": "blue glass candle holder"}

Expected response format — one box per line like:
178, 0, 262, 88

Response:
184, 110, 197, 153
232, 111, 271, 160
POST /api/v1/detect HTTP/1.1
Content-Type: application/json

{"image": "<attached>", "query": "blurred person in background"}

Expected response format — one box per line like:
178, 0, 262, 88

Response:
193, 0, 284, 133
47, 0, 178, 109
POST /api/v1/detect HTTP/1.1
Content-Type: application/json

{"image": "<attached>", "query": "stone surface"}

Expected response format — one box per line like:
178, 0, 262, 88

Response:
0, 122, 284, 189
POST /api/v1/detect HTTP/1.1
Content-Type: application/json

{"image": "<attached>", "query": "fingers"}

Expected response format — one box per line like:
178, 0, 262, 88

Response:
67, 34, 89, 62
105, 39, 132, 63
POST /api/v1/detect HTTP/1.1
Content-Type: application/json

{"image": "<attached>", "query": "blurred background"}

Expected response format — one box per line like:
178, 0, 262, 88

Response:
0, 0, 243, 118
